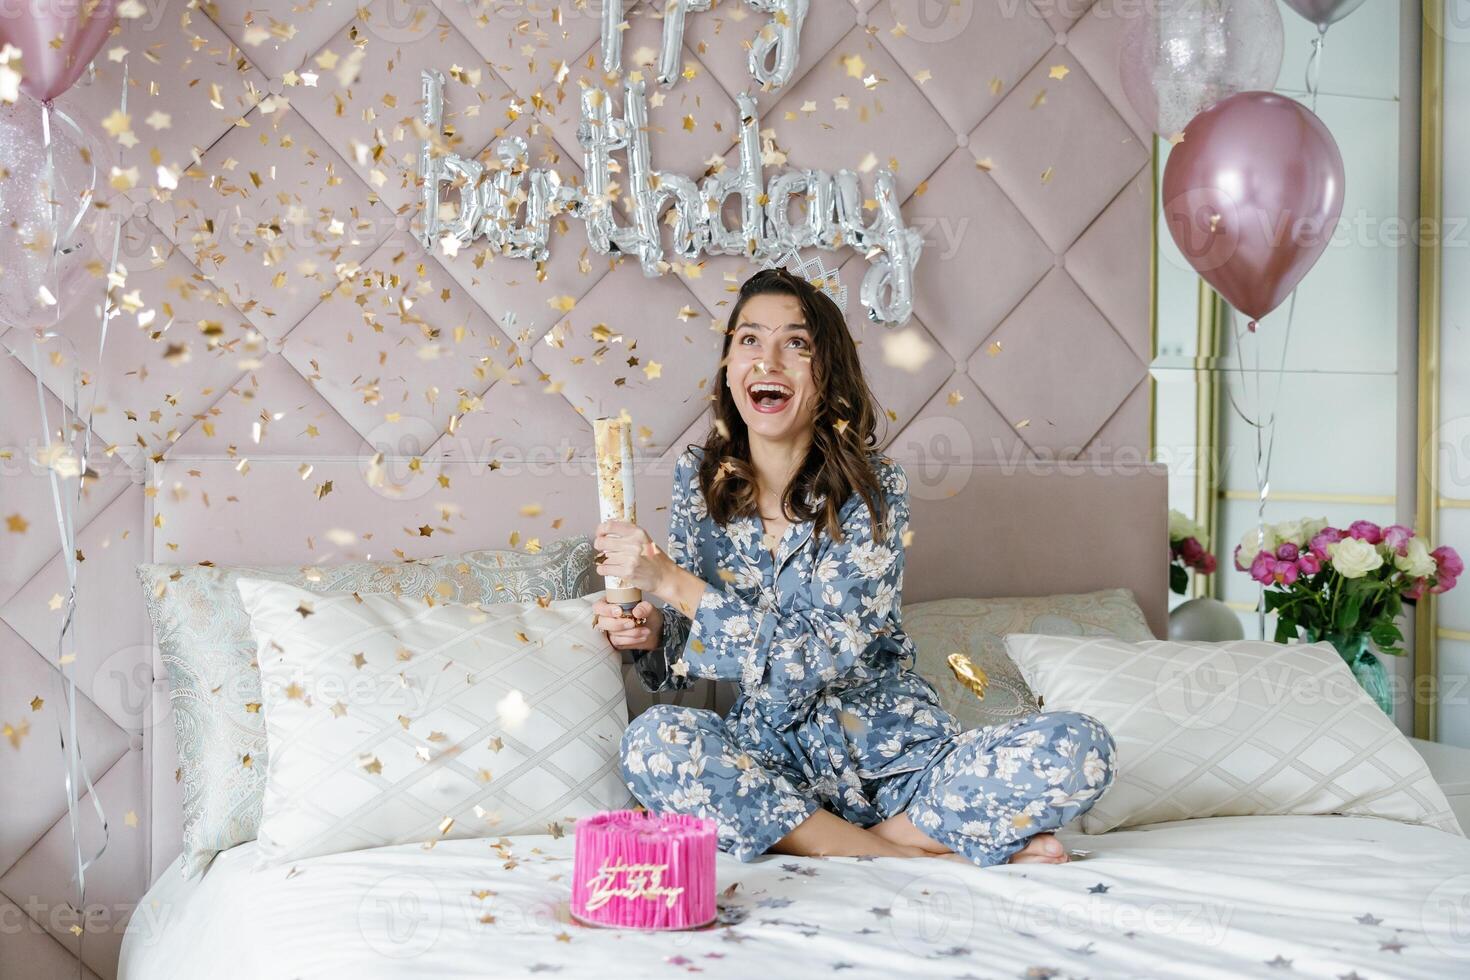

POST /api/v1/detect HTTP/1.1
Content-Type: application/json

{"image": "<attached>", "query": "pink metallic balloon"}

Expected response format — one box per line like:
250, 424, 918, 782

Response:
1282, 0, 1370, 31
1, 0, 119, 103
1161, 91, 1344, 325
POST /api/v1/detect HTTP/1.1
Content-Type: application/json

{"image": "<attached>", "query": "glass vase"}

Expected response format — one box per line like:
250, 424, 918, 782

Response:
1302, 628, 1393, 716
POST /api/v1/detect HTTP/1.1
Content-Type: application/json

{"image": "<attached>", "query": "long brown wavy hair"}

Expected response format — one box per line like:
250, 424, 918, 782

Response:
695, 267, 885, 543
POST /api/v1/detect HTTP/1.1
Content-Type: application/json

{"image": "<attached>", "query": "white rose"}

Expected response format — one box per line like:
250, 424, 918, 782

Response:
1274, 519, 1306, 547
1395, 537, 1437, 578
1301, 517, 1330, 542
1169, 509, 1201, 543
1328, 537, 1385, 579
1236, 524, 1279, 565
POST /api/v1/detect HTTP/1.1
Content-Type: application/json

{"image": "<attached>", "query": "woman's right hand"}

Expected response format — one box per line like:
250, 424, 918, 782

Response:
593, 599, 662, 651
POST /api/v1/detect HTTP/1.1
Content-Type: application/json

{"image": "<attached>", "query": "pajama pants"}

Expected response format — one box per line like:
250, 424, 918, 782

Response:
619, 705, 1116, 867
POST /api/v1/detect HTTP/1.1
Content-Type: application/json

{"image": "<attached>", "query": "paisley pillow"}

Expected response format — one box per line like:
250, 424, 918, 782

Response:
905, 589, 1155, 731
137, 537, 597, 877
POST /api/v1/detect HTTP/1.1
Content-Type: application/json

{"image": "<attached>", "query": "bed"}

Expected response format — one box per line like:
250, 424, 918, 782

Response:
118, 458, 1470, 977
121, 816, 1470, 978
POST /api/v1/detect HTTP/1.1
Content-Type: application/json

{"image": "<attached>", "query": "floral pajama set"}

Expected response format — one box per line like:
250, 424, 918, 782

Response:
620, 448, 1116, 867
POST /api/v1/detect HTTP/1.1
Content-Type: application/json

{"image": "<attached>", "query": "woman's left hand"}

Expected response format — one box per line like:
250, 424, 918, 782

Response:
594, 520, 673, 594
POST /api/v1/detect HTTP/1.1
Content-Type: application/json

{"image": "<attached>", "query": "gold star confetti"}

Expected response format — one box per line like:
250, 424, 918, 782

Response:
1049, 64, 1070, 80
29, 696, 43, 711
4, 514, 27, 533
841, 53, 866, 79
359, 755, 383, 775
125, 810, 139, 828
284, 681, 305, 700
4, 719, 29, 749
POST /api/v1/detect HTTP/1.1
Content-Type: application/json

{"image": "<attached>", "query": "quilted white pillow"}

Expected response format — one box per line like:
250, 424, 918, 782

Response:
1004, 634, 1464, 836
237, 579, 633, 867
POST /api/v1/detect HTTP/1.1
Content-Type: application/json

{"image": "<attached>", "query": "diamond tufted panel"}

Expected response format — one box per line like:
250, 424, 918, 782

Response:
0, 1, 1150, 976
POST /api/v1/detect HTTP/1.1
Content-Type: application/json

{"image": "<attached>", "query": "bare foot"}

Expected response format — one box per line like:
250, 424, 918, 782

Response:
1007, 833, 1068, 865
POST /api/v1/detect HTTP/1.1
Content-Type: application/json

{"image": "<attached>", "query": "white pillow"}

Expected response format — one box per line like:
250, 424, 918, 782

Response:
1003, 634, 1464, 836
237, 579, 633, 867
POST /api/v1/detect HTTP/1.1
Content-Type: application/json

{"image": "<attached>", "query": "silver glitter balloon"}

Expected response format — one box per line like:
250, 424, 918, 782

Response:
0, 97, 96, 329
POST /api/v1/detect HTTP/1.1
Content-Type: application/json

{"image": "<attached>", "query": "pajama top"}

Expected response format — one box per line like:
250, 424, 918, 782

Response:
631, 447, 960, 824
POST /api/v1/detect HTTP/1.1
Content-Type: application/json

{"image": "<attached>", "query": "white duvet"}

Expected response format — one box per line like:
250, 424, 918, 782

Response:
121, 814, 1470, 979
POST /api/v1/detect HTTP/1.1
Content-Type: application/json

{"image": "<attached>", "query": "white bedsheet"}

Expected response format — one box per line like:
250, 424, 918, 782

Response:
120, 814, 1470, 979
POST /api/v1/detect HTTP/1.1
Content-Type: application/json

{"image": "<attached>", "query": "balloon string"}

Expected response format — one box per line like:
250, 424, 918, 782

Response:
1305, 29, 1326, 114
28, 55, 128, 976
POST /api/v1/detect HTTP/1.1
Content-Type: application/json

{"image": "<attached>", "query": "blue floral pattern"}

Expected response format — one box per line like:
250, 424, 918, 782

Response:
622, 448, 1115, 865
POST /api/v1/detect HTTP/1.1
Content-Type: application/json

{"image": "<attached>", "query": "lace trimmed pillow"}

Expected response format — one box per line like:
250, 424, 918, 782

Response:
137, 536, 597, 877
905, 589, 1154, 731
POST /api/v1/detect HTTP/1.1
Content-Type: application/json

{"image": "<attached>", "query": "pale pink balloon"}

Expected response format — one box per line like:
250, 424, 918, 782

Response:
1282, 0, 1370, 31
1161, 92, 1344, 325
1, 0, 119, 103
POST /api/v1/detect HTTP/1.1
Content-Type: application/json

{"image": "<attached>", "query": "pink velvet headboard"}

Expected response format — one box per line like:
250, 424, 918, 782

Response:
0, 2, 1153, 976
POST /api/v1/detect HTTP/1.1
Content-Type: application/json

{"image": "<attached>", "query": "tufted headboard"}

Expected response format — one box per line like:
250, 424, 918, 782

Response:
0, 1, 1153, 976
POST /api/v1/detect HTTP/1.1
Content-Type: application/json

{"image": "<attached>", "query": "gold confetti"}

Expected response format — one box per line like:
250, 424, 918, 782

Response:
359, 754, 383, 775
882, 329, 934, 373
1049, 64, 1070, 80
548, 295, 576, 313
29, 696, 43, 712
124, 810, 139, 828
5, 513, 28, 533
3, 719, 29, 748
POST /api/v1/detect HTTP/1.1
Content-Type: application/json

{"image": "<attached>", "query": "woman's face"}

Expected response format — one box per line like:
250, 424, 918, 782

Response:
725, 292, 818, 445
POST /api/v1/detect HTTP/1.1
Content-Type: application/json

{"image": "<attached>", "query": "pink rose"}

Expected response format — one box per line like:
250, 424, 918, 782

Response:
1233, 544, 1248, 572
1275, 561, 1300, 586
1180, 537, 1204, 563
1250, 551, 1276, 585
1382, 524, 1414, 555
1276, 542, 1299, 561
1434, 546, 1465, 580
1348, 520, 1382, 544
1432, 574, 1459, 595
1309, 527, 1342, 558
1297, 552, 1322, 575
1403, 577, 1427, 601
1200, 553, 1218, 574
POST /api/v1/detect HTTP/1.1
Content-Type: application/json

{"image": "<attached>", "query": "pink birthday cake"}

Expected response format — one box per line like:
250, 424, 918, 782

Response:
570, 810, 718, 931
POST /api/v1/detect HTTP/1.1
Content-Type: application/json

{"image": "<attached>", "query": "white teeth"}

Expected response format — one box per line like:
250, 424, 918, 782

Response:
749, 383, 792, 396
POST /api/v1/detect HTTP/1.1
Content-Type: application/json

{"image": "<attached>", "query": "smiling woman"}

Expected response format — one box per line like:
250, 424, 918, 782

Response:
590, 267, 1119, 869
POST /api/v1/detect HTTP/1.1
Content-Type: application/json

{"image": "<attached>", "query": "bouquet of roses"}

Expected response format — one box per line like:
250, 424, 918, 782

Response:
1234, 518, 1462, 655
1168, 509, 1217, 595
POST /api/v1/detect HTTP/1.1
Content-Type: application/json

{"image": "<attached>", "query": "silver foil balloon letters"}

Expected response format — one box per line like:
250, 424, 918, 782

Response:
416, 71, 921, 324
601, 0, 807, 90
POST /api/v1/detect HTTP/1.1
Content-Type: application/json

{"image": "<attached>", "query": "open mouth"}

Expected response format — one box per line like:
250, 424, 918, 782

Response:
747, 381, 794, 414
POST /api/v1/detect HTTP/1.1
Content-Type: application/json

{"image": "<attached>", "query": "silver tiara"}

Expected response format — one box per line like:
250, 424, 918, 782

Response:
760, 247, 849, 315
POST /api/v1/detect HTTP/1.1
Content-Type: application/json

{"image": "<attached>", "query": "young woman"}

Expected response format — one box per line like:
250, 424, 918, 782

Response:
591, 268, 1115, 866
